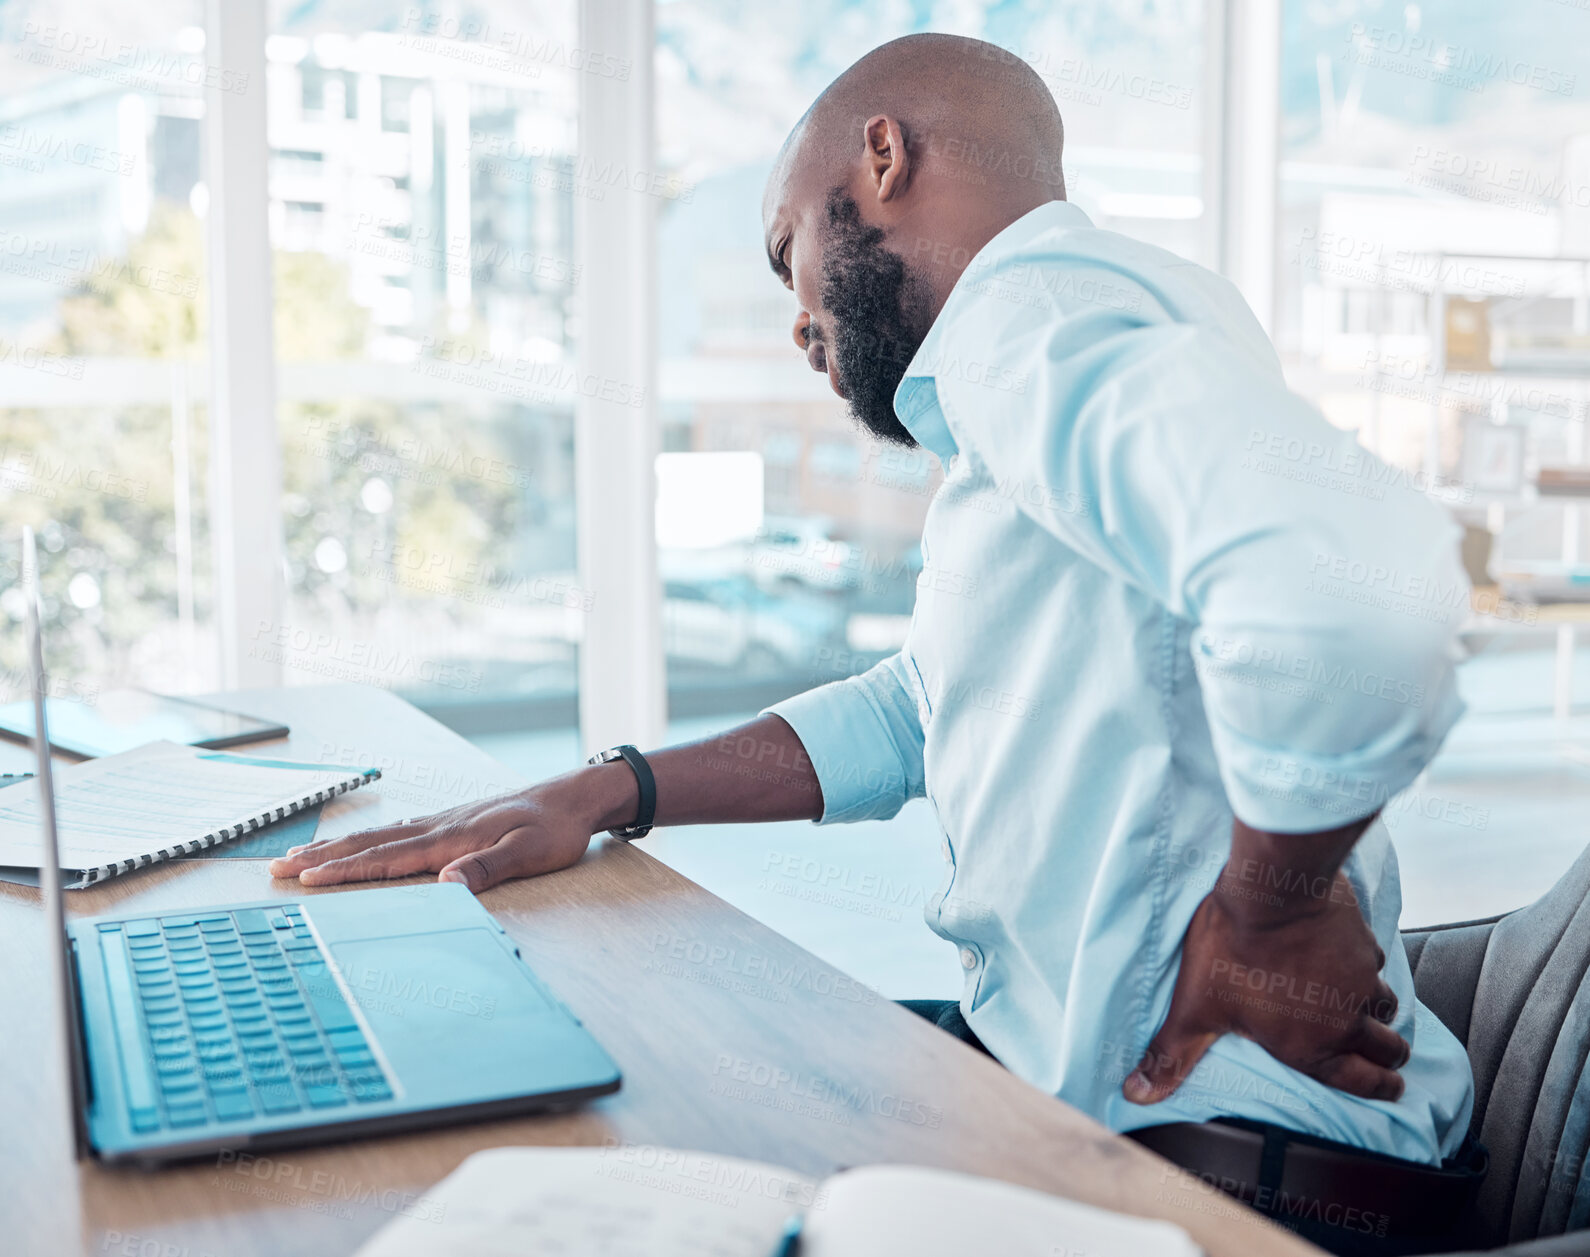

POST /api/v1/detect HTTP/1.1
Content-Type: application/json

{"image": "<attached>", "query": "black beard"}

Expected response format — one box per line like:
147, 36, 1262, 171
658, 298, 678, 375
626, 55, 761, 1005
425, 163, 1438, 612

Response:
818, 188, 934, 448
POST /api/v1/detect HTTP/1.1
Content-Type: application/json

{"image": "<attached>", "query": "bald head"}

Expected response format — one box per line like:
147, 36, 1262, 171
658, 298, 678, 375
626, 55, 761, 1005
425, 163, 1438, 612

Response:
771, 33, 1065, 210
762, 34, 1066, 447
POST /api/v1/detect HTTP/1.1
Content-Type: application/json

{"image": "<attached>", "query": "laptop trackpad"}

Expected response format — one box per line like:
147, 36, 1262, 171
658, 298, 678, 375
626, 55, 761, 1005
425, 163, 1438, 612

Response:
331, 929, 575, 1101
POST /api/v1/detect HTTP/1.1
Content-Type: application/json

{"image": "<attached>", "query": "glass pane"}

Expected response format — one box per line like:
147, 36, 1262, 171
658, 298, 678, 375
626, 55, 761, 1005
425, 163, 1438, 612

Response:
0, 3, 214, 701
1276, 1, 1590, 486
984, 1, 1206, 261
265, 4, 582, 747
654, 3, 1205, 723
1277, 1, 1590, 923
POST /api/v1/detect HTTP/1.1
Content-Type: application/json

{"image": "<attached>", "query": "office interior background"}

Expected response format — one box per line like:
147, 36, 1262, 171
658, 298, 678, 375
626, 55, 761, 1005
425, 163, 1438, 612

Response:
1, 0, 1587, 999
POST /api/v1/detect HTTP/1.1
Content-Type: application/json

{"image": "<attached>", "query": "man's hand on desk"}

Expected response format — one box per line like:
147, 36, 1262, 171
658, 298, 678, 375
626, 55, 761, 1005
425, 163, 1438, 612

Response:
267, 764, 640, 891
1123, 815, 1410, 1108
268, 714, 824, 892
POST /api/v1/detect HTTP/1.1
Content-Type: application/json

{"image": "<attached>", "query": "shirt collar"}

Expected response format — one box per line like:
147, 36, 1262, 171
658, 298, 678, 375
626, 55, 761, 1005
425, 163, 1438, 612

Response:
892, 200, 1094, 464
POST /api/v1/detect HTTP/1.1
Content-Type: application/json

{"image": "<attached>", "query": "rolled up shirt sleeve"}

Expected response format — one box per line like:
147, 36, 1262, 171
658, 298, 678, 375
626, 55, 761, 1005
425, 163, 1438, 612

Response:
763, 652, 927, 824
932, 295, 1468, 833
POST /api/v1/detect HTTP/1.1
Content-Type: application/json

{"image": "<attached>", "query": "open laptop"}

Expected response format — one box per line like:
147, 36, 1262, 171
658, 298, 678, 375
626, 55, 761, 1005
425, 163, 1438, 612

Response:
19, 527, 620, 1167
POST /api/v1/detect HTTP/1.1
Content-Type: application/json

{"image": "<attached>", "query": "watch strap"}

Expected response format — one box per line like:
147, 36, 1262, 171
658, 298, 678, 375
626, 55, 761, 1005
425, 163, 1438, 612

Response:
586, 744, 656, 839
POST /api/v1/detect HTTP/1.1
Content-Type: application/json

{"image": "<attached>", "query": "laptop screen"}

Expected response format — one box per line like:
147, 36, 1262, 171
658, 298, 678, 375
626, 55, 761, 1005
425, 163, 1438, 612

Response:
23, 526, 91, 1159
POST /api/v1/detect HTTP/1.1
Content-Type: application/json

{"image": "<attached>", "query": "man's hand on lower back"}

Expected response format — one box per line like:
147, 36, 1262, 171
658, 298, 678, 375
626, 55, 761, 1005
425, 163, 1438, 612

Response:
1122, 816, 1410, 1107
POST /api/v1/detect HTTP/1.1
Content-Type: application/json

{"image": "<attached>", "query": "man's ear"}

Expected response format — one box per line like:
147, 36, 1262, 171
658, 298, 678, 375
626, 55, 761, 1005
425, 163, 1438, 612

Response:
862, 114, 910, 203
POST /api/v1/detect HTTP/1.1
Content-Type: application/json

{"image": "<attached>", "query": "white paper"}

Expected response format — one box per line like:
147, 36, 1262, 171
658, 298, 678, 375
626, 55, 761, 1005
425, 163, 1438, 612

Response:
803, 1165, 1205, 1257
354, 1146, 812, 1257
0, 739, 368, 870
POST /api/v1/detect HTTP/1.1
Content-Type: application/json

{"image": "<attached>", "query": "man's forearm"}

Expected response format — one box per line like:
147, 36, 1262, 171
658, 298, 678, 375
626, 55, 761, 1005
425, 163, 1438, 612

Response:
565, 713, 824, 834
1217, 814, 1378, 922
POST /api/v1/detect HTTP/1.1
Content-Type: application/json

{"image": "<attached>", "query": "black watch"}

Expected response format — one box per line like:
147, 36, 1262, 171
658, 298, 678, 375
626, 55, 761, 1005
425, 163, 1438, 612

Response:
585, 744, 656, 840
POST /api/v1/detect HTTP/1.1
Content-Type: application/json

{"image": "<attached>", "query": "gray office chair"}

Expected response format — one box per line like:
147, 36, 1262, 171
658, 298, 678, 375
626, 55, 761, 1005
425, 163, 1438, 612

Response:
1407, 839, 1590, 1255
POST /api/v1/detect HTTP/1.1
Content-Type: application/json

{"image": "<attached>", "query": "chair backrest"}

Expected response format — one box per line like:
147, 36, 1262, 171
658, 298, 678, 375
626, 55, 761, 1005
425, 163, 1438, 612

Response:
1405, 841, 1590, 1246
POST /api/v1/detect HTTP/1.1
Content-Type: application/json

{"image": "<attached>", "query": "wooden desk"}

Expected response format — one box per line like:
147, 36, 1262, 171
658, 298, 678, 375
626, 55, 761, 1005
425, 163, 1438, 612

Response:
0, 684, 1316, 1256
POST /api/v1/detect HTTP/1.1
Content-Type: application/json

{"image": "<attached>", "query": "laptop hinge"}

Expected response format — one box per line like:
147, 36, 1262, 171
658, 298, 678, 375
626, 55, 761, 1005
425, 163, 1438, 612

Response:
68, 935, 93, 1158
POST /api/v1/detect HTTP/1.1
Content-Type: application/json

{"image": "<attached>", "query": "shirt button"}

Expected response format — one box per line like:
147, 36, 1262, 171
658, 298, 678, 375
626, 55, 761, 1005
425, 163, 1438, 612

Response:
940, 839, 952, 861
959, 947, 978, 971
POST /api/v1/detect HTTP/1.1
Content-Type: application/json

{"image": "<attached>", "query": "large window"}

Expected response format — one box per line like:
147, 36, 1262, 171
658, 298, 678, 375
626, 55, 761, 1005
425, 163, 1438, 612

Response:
0, 0, 1211, 750
0, 0, 1212, 738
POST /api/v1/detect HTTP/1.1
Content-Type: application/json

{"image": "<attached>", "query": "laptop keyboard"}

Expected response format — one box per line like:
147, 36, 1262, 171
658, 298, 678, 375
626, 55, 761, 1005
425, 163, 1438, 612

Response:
97, 904, 394, 1135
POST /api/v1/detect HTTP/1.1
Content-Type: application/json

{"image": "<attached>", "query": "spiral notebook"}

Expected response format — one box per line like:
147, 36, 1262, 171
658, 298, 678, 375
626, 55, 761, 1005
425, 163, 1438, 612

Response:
0, 739, 381, 888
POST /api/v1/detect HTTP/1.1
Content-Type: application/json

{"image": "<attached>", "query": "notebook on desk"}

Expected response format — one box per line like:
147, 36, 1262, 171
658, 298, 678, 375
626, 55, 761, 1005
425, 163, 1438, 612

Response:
0, 739, 379, 887
353, 1145, 1204, 1257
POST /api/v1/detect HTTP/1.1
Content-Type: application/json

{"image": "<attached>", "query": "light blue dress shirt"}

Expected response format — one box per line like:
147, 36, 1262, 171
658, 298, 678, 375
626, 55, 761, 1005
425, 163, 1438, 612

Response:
767, 200, 1474, 1163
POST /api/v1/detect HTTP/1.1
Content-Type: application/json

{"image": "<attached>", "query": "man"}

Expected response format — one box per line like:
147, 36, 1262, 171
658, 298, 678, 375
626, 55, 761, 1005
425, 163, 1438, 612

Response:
272, 33, 1483, 1254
